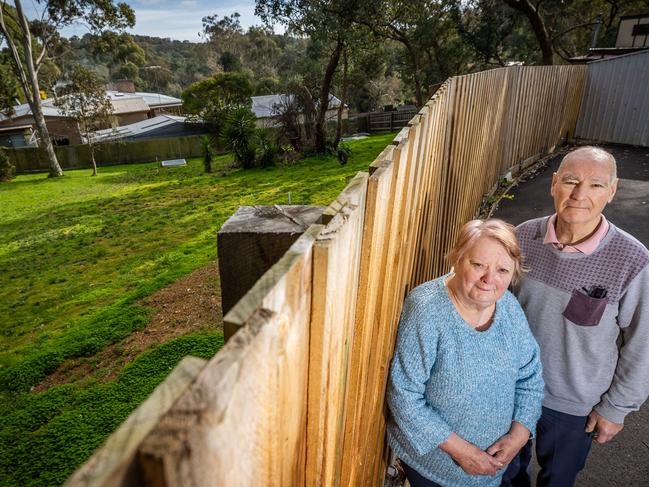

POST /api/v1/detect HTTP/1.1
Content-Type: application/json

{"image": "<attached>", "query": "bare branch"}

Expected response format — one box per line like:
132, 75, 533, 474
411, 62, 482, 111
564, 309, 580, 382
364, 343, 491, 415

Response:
34, 22, 62, 71
551, 20, 598, 42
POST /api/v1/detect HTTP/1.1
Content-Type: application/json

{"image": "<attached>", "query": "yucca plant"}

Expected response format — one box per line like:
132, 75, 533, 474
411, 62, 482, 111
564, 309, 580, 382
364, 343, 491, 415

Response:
220, 107, 257, 169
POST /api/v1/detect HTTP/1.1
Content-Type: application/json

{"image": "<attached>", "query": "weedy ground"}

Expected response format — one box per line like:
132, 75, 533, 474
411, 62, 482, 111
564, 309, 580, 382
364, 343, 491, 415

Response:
0, 132, 396, 486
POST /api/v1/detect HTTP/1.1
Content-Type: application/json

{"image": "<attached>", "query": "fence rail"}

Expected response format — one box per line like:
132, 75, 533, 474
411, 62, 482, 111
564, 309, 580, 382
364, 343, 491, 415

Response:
67, 64, 586, 486
350, 110, 419, 133
7, 135, 208, 173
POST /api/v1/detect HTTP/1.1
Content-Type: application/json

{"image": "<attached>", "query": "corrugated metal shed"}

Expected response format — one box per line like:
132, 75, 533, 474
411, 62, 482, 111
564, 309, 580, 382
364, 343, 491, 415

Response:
90, 115, 206, 142
575, 50, 649, 146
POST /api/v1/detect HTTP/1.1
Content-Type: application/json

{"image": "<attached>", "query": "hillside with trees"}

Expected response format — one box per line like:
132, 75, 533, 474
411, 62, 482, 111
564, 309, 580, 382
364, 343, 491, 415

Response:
4, 1, 647, 113
2, 0, 647, 161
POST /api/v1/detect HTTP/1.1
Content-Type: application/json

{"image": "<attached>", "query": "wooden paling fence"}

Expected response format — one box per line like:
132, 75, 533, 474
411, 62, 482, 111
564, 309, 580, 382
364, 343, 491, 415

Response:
66, 65, 586, 487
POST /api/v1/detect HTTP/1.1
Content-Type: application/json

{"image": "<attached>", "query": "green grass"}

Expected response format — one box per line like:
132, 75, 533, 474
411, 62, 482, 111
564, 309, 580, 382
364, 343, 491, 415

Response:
0, 332, 223, 487
0, 132, 396, 486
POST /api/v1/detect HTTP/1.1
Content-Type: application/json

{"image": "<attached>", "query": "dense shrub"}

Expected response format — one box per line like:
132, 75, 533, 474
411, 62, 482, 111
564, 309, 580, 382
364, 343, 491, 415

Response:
0, 147, 15, 182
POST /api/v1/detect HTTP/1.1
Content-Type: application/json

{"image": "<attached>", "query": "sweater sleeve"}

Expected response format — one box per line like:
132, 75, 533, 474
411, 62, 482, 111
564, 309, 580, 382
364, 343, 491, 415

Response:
595, 265, 649, 424
386, 291, 453, 456
509, 297, 544, 437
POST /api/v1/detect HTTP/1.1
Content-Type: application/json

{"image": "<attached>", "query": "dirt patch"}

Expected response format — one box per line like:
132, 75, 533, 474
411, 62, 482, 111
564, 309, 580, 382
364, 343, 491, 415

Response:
33, 262, 222, 392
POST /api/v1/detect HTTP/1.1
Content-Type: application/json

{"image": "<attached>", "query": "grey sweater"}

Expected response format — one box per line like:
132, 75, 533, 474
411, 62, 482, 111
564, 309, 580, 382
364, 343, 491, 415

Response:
516, 217, 649, 423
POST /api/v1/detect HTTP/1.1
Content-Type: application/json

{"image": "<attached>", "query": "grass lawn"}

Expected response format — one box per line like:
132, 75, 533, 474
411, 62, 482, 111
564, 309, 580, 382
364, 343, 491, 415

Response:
0, 132, 396, 486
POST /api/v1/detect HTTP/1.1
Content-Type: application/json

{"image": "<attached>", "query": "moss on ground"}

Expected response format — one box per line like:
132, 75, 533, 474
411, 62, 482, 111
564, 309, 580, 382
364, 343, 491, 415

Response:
0, 132, 396, 486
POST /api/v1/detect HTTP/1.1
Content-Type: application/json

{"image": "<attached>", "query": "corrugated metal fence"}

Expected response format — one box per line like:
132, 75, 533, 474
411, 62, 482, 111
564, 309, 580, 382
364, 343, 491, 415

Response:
575, 50, 649, 146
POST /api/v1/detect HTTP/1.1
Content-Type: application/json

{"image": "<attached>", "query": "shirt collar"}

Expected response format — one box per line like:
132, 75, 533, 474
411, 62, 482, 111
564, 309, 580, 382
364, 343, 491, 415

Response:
543, 214, 609, 254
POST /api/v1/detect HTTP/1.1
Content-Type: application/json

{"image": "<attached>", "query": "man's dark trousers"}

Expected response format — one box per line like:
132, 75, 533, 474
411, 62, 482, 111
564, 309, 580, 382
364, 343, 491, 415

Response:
501, 407, 593, 487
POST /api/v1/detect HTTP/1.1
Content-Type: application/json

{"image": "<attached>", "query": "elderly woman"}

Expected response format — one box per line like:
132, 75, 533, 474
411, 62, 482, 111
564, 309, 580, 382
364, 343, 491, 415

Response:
387, 219, 544, 487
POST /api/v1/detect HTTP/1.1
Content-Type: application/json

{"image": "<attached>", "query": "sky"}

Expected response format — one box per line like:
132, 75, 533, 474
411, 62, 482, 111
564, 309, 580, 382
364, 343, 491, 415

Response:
41, 0, 272, 42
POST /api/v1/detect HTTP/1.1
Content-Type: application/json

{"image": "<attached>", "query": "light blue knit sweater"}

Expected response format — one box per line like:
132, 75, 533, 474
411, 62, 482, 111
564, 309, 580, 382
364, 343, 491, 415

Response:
387, 275, 544, 487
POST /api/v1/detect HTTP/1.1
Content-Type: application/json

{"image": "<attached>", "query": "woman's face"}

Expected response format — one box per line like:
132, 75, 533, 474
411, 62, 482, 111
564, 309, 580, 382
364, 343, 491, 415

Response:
453, 237, 515, 308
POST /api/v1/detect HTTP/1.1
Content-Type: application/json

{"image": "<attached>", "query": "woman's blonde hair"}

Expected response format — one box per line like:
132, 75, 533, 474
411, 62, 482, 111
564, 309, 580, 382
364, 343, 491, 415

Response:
446, 219, 525, 286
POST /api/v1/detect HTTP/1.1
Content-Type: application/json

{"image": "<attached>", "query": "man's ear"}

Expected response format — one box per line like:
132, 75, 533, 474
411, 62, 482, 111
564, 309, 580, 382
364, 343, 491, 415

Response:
550, 172, 558, 197
608, 178, 619, 203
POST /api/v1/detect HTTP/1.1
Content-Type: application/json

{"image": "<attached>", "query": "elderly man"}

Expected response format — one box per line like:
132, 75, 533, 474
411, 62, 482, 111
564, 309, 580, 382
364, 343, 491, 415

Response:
502, 146, 649, 486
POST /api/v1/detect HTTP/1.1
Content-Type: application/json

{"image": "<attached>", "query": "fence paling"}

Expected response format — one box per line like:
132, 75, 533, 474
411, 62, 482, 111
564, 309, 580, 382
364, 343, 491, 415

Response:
340, 160, 395, 484
307, 173, 368, 486
137, 222, 319, 486
363, 138, 414, 484
68, 65, 588, 486
408, 106, 433, 289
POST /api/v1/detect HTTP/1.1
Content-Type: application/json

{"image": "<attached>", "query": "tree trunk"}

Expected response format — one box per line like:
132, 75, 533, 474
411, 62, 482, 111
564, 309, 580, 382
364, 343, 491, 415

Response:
395, 33, 424, 107
9, 0, 63, 176
314, 38, 344, 153
295, 85, 315, 148
334, 49, 348, 147
30, 98, 62, 177
503, 0, 554, 65
90, 144, 98, 176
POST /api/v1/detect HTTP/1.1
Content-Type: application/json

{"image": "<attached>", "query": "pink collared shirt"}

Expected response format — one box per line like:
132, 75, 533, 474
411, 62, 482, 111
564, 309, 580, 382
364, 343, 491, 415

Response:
543, 214, 610, 254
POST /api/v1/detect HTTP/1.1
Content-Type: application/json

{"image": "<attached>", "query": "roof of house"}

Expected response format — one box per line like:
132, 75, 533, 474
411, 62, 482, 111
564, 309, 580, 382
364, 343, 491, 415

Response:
0, 99, 65, 122
0, 124, 33, 133
251, 93, 343, 118
90, 114, 203, 142
568, 46, 649, 64
0, 91, 182, 123
107, 91, 182, 108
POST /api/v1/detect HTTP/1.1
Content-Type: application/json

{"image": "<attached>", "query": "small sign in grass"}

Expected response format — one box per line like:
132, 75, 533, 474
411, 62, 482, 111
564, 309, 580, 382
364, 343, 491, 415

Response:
160, 158, 187, 167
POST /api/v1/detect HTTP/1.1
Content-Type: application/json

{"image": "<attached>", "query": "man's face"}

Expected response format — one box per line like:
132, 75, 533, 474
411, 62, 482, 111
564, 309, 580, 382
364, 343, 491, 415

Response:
551, 153, 618, 230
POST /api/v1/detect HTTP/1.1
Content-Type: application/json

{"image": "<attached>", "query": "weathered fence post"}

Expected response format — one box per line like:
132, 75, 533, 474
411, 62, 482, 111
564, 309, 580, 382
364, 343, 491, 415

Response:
217, 205, 324, 341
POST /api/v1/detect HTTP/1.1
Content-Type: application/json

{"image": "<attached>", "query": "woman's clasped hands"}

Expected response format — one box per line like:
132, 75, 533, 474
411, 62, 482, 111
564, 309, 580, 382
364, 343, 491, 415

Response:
440, 422, 530, 477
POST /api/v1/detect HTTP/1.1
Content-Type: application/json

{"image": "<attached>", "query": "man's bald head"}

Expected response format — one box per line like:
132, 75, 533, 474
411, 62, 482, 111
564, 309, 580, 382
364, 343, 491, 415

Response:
558, 146, 617, 182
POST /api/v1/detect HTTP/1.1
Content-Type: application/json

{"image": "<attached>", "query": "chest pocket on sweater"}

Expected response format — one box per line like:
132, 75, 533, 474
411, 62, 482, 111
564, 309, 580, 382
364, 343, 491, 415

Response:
562, 289, 608, 327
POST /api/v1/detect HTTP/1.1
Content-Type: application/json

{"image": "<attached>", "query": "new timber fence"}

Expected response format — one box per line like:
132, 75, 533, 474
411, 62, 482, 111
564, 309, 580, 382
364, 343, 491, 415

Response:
66, 64, 587, 486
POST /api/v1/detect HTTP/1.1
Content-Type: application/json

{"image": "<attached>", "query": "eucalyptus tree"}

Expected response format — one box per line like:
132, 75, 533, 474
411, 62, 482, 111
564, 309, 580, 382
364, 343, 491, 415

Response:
450, 0, 535, 67
255, 0, 362, 152
90, 31, 146, 83
337, 0, 470, 106
499, 0, 649, 64
54, 65, 113, 176
181, 71, 254, 138
0, 0, 134, 177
